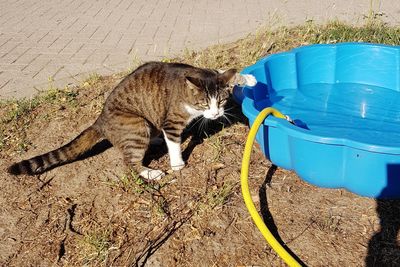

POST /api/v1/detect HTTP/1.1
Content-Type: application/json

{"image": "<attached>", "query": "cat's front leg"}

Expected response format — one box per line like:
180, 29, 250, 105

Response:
162, 129, 185, 171
232, 73, 257, 87
217, 69, 257, 87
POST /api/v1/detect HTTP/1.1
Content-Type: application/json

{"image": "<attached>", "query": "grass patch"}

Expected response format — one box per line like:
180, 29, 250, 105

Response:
0, 88, 79, 153
79, 229, 113, 265
0, 89, 78, 124
110, 171, 168, 194
180, 19, 400, 70
312, 212, 343, 233
206, 132, 225, 162
82, 73, 103, 87
207, 181, 237, 209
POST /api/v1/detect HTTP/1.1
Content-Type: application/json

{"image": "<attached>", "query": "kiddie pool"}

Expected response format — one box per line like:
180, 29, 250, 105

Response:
234, 43, 400, 198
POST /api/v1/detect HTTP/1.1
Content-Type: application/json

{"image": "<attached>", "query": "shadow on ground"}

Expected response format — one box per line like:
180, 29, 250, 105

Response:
259, 165, 307, 266
366, 164, 400, 266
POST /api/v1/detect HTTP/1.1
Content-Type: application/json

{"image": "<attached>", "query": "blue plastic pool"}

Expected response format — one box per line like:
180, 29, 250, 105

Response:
234, 43, 400, 198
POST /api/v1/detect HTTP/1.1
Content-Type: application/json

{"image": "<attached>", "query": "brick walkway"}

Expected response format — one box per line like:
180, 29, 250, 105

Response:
0, 0, 399, 98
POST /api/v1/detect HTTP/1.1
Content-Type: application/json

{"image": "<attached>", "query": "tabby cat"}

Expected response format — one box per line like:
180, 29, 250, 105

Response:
8, 62, 256, 180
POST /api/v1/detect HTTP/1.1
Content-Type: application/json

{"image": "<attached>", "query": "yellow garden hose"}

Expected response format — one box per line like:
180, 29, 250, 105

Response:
241, 107, 302, 267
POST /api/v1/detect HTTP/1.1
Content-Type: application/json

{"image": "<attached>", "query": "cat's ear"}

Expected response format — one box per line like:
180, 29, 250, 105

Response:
186, 76, 203, 89
219, 68, 237, 85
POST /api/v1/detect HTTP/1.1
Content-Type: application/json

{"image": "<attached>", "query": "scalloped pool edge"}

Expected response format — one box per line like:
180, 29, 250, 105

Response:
237, 43, 400, 198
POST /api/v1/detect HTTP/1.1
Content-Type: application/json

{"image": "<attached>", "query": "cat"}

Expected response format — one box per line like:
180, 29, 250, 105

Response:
7, 62, 256, 180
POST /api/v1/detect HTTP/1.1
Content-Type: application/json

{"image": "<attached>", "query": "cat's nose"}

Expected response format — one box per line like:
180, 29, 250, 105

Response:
210, 111, 219, 118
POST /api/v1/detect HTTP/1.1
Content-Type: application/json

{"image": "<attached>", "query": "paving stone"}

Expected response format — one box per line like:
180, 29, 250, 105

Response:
1, 0, 400, 99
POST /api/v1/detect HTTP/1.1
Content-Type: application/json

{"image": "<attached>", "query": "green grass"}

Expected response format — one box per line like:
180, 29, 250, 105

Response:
307, 21, 400, 45
154, 196, 170, 217
79, 229, 113, 265
110, 170, 168, 194
109, 171, 171, 218
82, 73, 103, 87
207, 181, 237, 209
0, 88, 78, 124
206, 132, 225, 162
0, 87, 80, 153
180, 19, 400, 70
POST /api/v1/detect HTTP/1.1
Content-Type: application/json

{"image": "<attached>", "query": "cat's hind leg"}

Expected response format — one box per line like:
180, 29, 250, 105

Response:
104, 114, 165, 180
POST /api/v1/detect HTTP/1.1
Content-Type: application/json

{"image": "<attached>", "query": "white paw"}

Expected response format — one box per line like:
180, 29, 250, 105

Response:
139, 169, 165, 180
242, 74, 257, 86
171, 160, 185, 171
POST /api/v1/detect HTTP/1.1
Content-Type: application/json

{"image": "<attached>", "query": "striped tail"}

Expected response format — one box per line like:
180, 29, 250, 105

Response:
7, 125, 102, 175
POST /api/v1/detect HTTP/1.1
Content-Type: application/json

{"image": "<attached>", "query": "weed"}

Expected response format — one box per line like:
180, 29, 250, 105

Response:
206, 133, 225, 162
0, 85, 79, 153
79, 229, 112, 265
312, 212, 343, 233
16, 138, 31, 153
0, 133, 5, 150
180, 19, 400, 71
123, 53, 143, 76
114, 171, 166, 194
154, 197, 170, 217
161, 57, 175, 63
115, 173, 142, 194
83, 73, 103, 87
1, 98, 40, 124
207, 182, 237, 208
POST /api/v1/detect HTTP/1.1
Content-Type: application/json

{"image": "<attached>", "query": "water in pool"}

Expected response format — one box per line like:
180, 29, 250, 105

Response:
255, 83, 400, 149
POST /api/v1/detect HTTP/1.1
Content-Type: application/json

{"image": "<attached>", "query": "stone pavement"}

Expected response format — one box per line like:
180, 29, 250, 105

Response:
0, 0, 399, 99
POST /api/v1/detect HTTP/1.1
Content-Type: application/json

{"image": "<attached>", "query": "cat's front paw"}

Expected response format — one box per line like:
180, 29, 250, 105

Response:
242, 74, 257, 86
171, 160, 185, 171
140, 168, 165, 180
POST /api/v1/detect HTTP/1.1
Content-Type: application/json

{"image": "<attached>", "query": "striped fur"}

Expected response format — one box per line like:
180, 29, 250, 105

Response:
8, 126, 101, 175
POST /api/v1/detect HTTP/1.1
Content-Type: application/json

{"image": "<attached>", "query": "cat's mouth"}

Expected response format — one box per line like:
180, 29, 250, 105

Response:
203, 109, 224, 120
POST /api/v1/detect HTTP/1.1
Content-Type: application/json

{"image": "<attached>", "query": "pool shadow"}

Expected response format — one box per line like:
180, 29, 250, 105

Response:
259, 165, 306, 266
366, 164, 400, 266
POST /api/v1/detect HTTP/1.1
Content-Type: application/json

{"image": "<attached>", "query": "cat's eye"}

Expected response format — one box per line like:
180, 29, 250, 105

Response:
199, 102, 208, 108
219, 99, 227, 105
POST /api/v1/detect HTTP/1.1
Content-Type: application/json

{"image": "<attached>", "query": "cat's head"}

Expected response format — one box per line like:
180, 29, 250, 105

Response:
184, 68, 237, 120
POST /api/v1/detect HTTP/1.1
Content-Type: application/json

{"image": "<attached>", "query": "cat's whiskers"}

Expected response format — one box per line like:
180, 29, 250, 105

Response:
188, 116, 204, 131
221, 114, 232, 125
224, 111, 242, 121
224, 106, 236, 112
199, 117, 209, 136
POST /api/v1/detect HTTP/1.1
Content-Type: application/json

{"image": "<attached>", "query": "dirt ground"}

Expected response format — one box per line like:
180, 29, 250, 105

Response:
1, 73, 400, 267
